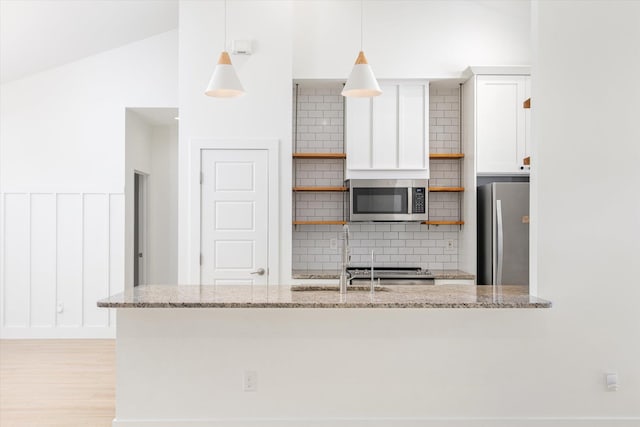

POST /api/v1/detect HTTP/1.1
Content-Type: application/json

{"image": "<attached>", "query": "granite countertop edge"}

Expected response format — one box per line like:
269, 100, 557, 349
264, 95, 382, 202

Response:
97, 302, 550, 309
97, 285, 551, 309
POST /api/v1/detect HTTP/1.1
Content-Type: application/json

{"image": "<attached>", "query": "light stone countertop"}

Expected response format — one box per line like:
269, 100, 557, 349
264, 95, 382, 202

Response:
97, 284, 550, 309
291, 270, 475, 280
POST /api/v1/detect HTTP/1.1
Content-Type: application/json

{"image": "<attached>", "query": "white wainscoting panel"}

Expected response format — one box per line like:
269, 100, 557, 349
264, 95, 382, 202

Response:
30, 194, 57, 328
83, 194, 110, 328
57, 194, 83, 328
0, 192, 124, 338
3, 194, 30, 327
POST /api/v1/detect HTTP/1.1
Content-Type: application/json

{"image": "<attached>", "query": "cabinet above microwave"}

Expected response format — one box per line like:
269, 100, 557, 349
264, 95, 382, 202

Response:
345, 80, 430, 180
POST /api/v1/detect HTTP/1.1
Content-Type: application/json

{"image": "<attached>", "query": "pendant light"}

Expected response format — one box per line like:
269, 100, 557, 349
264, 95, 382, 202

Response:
205, 0, 245, 98
342, 0, 382, 97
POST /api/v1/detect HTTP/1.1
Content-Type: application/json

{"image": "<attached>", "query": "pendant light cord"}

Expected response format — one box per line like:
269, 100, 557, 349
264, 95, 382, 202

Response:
224, 0, 227, 50
360, 0, 364, 51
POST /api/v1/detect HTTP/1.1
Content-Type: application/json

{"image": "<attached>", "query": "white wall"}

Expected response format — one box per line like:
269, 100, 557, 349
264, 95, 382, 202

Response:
148, 124, 179, 285
177, 0, 293, 283
293, 0, 531, 79
0, 30, 178, 338
0, 30, 178, 193
532, 0, 640, 415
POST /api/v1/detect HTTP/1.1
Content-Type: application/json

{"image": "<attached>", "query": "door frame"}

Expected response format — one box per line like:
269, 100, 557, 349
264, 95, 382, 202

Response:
189, 139, 280, 285
133, 171, 149, 287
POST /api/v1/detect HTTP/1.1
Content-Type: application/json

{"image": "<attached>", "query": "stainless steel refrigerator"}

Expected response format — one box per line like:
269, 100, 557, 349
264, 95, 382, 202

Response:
477, 182, 529, 285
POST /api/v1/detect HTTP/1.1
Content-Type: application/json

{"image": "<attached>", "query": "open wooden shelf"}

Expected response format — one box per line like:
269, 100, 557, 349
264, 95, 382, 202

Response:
523, 98, 531, 109
429, 153, 465, 159
423, 220, 465, 226
429, 186, 464, 192
293, 220, 347, 225
293, 186, 348, 192
293, 153, 346, 159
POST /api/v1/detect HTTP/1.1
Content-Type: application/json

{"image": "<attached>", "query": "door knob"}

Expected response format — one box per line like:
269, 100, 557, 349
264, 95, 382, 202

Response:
250, 268, 266, 276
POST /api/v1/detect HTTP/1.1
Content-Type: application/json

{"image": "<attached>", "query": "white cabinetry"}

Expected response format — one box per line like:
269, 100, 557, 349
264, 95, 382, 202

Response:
457, 67, 531, 279
345, 80, 429, 179
475, 75, 531, 174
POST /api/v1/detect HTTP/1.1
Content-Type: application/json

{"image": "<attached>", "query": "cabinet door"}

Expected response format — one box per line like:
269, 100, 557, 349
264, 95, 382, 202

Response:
345, 96, 372, 170
476, 75, 528, 174
398, 84, 428, 170
346, 81, 429, 179
371, 84, 399, 169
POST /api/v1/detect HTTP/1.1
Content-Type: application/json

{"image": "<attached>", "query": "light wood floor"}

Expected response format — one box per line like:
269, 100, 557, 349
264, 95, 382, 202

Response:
0, 339, 115, 427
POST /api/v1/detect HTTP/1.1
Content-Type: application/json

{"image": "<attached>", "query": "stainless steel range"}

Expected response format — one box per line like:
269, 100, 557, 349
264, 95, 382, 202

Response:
346, 267, 434, 285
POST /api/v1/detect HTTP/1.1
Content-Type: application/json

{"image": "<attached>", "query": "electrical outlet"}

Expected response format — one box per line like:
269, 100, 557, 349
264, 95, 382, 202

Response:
56, 302, 64, 313
447, 240, 455, 249
606, 372, 619, 391
243, 370, 257, 392
330, 238, 337, 250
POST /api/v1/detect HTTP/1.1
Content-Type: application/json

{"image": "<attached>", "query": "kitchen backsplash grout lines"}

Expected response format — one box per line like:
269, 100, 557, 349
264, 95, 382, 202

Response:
292, 84, 461, 271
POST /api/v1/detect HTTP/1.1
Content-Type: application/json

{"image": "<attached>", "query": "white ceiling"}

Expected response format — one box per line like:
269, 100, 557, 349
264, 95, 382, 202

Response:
0, 0, 179, 84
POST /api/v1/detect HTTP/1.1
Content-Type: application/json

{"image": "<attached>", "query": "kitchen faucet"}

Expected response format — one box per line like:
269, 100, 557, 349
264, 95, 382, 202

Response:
339, 224, 351, 294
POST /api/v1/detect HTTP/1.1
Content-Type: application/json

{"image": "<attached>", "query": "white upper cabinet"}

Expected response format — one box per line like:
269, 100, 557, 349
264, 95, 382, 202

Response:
345, 80, 429, 179
475, 75, 531, 174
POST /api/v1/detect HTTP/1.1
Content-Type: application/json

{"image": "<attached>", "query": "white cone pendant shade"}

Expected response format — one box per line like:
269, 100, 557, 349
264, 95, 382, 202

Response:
205, 51, 245, 98
341, 51, 382, 97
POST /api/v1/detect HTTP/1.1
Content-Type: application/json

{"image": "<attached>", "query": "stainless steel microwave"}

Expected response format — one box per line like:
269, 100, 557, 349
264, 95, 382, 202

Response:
347, 179, 428, 222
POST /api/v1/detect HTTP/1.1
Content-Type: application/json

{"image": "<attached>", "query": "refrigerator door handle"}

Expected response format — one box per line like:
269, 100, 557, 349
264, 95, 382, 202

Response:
496, 199, 504, 286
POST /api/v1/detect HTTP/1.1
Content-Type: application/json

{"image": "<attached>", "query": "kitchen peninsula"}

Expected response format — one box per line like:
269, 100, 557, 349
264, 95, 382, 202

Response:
99, 285, 550, 426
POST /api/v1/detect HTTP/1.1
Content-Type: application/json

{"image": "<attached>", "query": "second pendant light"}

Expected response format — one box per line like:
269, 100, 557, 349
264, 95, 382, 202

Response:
342, 0, 382, 98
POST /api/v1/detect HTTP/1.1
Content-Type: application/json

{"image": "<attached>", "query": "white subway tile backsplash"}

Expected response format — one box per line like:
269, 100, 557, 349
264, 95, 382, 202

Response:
405, 255, 421, 263
292, 85, 462, 271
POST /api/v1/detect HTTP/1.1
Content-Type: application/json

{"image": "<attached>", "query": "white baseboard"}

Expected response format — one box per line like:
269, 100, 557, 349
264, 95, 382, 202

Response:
112, 417, 640, 427
0, 326, 115, 339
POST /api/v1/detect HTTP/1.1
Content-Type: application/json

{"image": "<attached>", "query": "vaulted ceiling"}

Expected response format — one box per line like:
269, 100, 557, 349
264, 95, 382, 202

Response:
0, 0, 178, 84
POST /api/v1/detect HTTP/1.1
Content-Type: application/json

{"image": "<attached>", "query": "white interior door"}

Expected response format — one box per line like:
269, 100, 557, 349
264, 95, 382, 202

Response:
200, 149, 269, 285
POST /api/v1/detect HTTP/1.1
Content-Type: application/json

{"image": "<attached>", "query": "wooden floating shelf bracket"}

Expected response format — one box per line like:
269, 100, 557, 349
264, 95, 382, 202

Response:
293, 220, 347, 225
293, 186, 348, 192
292, 153, 347, 159
429, 153, 465, 159
523, 98, 531, 109
429, 187, 464, 192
